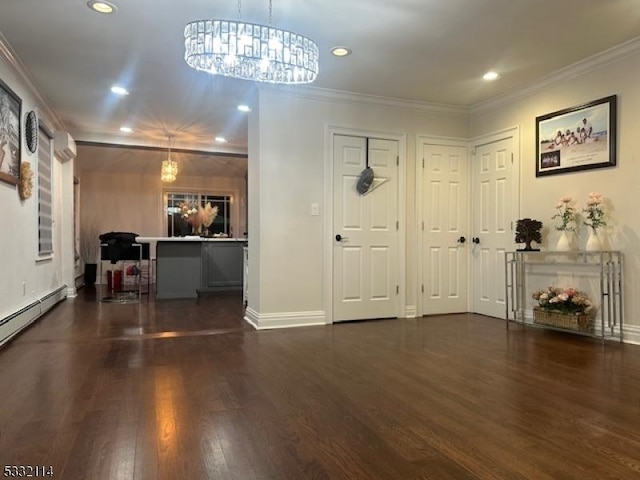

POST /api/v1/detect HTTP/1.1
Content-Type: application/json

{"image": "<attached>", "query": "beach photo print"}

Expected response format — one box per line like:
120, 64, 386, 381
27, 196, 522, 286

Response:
536, 95, 617, 177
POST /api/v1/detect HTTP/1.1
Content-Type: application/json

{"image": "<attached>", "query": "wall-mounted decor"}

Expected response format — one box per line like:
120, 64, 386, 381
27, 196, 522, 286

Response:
0, 78, 22, 185
18, 161, 33, 200
24, 110, 38, 155
536, 95, 616, 177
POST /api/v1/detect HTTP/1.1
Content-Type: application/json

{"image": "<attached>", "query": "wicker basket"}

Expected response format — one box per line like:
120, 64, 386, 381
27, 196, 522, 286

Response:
533, 307, 594, 332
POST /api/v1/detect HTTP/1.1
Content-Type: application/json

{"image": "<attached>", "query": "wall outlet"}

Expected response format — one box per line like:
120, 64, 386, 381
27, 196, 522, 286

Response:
310, 203, 320, 216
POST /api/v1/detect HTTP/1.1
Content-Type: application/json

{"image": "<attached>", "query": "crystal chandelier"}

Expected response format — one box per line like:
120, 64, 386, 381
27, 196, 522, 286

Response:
161, 136, 178, 183
184, 0, 319, 84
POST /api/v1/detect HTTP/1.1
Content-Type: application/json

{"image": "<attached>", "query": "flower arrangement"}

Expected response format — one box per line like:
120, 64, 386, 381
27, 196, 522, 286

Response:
582, 192, 606, 232
179, 201, 218, 236
551, 196, 576, 232
532, 286, 594, 315
201, 202, 218, 235
180, 202, 203, 234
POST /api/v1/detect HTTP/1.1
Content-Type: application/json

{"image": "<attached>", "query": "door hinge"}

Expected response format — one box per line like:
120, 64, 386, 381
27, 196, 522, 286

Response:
510, 221, 514, 231
511, 153, 514, 164
396, 221, 399, 230
396, 285, 399, 295
422, 158, 425, 168
421, 284, 424, 293
422, 221, 424, 231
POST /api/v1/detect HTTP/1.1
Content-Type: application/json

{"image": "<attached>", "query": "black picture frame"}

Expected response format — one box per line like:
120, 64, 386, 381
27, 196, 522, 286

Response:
535, 95, 616, 177
0, 77, 21, 186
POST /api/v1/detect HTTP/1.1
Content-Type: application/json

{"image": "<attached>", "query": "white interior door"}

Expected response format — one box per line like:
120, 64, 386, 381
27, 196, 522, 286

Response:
333, 135, 399, 322
471, 136, 515, 319
421, 142, 469, 315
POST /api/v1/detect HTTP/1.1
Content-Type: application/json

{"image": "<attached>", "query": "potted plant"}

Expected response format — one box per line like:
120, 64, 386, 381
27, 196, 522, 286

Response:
552, 196, 577, 251
531, 286, 595, 331
80, 221, 100, 286
582, 192, 607, 251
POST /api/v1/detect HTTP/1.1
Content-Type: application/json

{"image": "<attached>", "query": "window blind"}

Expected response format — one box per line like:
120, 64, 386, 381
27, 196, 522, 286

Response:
38, 129, 53, 255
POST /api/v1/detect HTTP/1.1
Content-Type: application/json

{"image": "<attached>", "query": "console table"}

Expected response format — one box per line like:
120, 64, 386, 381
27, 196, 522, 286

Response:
505, 251, 623, 342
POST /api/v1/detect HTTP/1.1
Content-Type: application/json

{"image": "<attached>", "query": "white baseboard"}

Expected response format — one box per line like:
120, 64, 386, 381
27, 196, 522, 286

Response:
621, 324, 640, 345
404, 305, 417, 318
244, 308, 327, 330
0, 286, 67, 346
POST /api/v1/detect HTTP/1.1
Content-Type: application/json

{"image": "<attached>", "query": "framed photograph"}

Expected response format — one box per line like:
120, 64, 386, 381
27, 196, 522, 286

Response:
0, 77, 22, 185
536, 95, 616, 177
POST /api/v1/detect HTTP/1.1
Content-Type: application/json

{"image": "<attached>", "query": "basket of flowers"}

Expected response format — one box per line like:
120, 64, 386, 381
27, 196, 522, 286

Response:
531, 286, 595, 332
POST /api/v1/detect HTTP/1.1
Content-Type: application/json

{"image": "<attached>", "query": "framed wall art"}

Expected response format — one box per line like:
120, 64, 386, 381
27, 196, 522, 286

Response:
536, 95, 617, 177
0, 77, 22, 185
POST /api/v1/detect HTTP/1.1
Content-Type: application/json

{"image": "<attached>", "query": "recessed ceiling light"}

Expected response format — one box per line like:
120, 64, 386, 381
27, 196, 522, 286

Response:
120, 126, 133, 133
215, 136, 227, 143
111, 85, 129, 95
331, 46, 351, 57
237, 105, 251, 113
483, 71, 499, 81
87, 1, 117, 14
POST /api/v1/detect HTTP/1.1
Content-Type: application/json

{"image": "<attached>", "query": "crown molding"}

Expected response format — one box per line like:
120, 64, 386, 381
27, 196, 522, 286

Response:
263, 84, 469, 117
471, 36, 640, 116
0, 31, 66, 131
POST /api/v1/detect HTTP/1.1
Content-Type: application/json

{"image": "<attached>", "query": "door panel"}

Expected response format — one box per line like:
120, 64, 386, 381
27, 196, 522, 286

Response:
471, 137, 514, 319
421, 143, 469, 315
333, 135, 399, 322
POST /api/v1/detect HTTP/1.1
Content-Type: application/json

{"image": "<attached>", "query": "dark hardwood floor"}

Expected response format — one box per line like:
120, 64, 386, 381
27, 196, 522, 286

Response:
1, 288, 640, 479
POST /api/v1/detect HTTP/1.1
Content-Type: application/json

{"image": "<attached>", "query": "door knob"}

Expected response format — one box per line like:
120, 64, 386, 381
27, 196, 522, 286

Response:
336, 234, 349, 242
472, 237, 480, 244
458, 236, 466, 244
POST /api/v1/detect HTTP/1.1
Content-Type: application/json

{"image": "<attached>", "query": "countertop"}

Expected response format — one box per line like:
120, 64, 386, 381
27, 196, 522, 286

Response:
136, 236, 248, 243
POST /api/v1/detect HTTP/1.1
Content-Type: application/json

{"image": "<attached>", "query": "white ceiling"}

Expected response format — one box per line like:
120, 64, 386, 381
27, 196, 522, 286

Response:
1, 0, 640, 164
75, 143, 247, 177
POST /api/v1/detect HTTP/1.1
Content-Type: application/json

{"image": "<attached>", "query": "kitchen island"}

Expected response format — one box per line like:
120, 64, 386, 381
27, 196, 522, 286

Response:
136, 237, 247, 299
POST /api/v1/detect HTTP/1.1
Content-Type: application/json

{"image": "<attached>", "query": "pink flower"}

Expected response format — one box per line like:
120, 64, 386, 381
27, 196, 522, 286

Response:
561, 196, 571, 203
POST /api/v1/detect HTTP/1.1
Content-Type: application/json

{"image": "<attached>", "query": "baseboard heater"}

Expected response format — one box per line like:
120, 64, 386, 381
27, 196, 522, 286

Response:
0, 285, 68, 346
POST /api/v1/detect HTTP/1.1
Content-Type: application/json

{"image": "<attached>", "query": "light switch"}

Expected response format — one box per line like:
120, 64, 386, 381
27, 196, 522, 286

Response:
310, 203, 320, 216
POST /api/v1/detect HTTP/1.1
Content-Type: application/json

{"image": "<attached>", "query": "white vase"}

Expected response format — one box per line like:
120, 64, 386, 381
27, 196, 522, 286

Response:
556, 231, 572, 251
585, 229, 601, 252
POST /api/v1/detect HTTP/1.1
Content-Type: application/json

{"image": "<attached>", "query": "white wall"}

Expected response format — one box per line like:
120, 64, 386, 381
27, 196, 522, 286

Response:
0, 54, 72, 339
470, 48, 640, 332
248, 88, 469, 324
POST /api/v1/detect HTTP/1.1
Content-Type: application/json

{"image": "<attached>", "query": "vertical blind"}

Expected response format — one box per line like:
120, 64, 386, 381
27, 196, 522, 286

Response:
38, 129, 53, 255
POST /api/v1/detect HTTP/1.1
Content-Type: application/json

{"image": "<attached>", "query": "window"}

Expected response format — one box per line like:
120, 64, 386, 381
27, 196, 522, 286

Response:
38, 128, 53, 256
166, 191, 232, 237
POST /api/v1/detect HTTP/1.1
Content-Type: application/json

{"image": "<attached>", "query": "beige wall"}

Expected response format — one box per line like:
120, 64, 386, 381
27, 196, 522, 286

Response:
79, 170, 247, 240
249, 89, 469, 320
471, 48, 640, 331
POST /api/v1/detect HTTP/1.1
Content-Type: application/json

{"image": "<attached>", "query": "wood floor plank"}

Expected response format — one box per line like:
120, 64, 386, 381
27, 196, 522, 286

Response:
2, 290, 640, 479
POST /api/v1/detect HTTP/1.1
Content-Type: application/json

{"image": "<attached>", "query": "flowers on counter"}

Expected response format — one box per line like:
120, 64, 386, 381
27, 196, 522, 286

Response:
202, 202, 218, 232
179, 201, 218, 236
